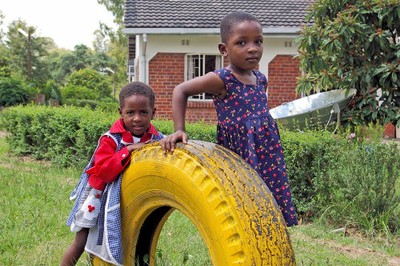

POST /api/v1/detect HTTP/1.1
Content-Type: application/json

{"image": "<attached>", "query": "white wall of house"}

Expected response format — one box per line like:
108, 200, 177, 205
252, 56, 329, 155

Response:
134, 34, 299, 83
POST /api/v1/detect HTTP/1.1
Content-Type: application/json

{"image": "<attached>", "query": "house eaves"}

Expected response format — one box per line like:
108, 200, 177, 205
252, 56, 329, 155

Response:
123, 27, 301, 38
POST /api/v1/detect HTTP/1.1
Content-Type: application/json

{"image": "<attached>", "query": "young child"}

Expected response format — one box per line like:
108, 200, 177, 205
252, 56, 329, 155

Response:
61, 82, 164, 266
160, 11, 298, 226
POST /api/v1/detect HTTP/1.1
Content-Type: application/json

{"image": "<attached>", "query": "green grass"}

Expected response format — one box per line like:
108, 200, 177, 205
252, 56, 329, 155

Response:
290, 223, 400, 265
0, 136, 89, 265
156, 211, 212, 266
0, 136, 399, 265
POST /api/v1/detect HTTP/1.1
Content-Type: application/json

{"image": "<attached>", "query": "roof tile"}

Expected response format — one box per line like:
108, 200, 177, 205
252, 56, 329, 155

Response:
124, 0, 315, 29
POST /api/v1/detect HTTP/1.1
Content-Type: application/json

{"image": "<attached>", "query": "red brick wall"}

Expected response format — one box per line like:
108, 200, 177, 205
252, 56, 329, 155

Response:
148, 53, 183, 120
186, 101, 217, 123
267, 55, 300, 108
148, 53, 218, 123
149, 53, 300, 123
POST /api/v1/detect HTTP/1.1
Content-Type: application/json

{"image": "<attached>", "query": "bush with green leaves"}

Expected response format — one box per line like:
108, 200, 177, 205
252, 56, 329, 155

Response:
39, 80, 62, 104
297, 0, 400, 127
0, 77, 33, 107
314, 140, 400, 235
0, 105, 116, 167
1, 105, 399, 235
280, 129, 341, 217
61, 85, 98, 104
0, 105, 216, 168
64, 68, 113, 101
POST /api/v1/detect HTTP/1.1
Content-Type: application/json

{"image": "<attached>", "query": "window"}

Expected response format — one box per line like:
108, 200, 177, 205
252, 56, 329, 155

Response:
186, 54, 223, 100
127, 64, 135, 82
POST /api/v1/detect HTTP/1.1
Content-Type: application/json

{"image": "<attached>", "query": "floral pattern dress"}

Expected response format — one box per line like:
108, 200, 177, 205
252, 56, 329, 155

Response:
213, 68, 298, 226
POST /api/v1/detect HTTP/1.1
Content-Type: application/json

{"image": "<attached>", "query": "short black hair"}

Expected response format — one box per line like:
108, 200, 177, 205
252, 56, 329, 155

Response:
220, 11, 261, 43
119, 82, 155, 108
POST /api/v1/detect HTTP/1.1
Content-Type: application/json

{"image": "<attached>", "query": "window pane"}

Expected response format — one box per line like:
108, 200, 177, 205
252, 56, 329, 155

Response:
187, 54, 223, 101
205, 55, 216, 73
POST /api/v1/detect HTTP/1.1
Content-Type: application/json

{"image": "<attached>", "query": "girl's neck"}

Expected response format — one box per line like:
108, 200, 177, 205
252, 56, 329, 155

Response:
227, 65, 256, 84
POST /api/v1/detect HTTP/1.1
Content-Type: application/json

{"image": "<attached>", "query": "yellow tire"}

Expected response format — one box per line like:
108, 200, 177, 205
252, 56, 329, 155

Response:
93, 140, 295, 265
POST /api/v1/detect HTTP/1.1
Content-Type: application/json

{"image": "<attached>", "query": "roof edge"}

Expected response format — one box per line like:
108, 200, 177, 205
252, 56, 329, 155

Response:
122, 27, 300, 36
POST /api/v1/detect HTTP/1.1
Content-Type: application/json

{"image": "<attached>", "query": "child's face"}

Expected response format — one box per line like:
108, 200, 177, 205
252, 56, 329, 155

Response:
221, 20, 264, 70
119, 95, 155, 137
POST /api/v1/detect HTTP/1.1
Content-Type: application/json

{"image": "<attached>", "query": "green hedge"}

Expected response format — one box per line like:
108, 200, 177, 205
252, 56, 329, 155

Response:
1, 105, 399, 234
0, 105, 216, 168
0, 105, 115, 167
279, 130, 342, 216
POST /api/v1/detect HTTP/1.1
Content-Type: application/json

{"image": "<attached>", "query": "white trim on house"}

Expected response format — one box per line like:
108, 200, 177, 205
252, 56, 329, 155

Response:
123, 27, 300, 37
131, 33, 300, 84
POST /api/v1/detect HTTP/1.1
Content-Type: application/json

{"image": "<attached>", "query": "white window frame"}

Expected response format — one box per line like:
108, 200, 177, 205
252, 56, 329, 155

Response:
185, 53, 223, 101
127, 65, 135, 82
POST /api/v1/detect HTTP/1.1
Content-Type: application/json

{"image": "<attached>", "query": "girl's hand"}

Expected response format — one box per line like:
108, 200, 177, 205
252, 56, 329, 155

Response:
160, 130, 188, 153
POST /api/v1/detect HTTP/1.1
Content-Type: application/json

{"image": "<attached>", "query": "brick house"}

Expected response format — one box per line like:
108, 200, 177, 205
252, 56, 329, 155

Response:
123, 0, 315, 123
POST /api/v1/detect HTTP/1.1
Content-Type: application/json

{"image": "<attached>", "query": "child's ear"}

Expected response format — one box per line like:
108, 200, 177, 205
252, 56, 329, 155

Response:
118, 107, 122, 116
218, 43, 227, 56
151, 107, 156, 119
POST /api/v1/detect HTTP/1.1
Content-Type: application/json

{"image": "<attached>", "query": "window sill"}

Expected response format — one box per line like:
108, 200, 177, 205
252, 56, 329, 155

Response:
187, 100, 214, 108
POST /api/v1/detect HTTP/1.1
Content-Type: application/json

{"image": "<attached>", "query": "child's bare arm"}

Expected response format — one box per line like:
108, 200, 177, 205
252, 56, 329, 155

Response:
161, 72, 224, 153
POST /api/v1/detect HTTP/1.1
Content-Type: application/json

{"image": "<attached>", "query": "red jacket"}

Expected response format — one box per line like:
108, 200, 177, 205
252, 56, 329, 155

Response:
86, 119, 161, 190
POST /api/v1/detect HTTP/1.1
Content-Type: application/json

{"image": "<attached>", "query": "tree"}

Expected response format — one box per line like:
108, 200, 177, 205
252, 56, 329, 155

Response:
1, 3, 127, 99
64, 68, 113, 100
0, 44, 10, 77
0, 11, 11, 78
0, 77, 32, 106
296, 0, 400, 127
46, 44, 116, 87
6, 20, 52, 86
47, 48, 75, 85
0, 10, 5, 44
97, 0, 125, 25
97, 0, 128, 94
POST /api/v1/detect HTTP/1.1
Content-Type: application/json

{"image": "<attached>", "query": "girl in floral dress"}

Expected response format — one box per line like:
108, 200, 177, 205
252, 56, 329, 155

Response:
161, 11, 298, 226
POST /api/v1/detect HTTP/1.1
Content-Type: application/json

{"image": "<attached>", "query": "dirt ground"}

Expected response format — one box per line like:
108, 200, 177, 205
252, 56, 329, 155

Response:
318, 236, 400, 265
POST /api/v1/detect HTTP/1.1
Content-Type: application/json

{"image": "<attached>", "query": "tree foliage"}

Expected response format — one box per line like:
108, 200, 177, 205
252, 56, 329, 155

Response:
6, 20, 53, 86
96, 0, 128, 95
296, 0, 400, 127
64, 68, 113, 100
0, 1, 127, 107
0, 77, 32, 106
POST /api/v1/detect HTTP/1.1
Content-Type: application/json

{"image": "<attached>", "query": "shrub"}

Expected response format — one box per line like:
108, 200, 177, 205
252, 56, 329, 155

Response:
0, 105, 116, 167
65, 68, 112, 100
1, 105, 399, 235
0, 77, 32, 107
280, 130, 340, 217
39, 80, 62, 104
152, 120, 216, 143
0, 106, 216, 168
61, 85, 98, 102
314, 140, 400, 235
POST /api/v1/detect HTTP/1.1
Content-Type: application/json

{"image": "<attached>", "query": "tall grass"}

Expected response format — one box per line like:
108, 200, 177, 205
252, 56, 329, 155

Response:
313, 139, 400, 236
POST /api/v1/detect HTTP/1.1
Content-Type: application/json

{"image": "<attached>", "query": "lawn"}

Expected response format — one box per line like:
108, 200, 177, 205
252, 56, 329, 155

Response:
0, 134, 399, 265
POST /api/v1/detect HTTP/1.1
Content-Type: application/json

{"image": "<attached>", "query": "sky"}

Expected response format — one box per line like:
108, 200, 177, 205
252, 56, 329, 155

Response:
1, 0, 115, 50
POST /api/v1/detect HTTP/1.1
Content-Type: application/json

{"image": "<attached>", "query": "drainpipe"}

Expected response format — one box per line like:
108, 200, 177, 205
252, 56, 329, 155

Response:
140, 33, 147, 83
